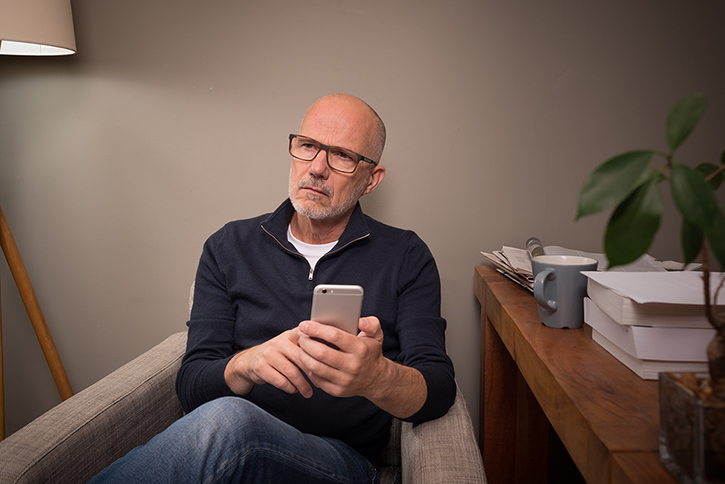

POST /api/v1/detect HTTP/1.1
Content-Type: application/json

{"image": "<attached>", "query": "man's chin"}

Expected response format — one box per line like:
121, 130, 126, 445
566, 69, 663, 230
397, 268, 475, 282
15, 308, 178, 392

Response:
291, 197, 331, 220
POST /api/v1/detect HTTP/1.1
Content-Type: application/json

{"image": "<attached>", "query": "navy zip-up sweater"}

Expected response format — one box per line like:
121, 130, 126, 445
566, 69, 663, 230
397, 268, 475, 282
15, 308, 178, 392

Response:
176, 199, 455, 459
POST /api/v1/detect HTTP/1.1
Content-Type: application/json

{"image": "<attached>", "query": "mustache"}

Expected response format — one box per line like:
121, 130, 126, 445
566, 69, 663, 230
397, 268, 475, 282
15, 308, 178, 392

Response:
297, 178, 333, 197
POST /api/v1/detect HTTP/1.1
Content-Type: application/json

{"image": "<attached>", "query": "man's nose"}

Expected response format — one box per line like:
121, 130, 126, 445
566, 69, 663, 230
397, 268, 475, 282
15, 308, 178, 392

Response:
308, 149, 330, 177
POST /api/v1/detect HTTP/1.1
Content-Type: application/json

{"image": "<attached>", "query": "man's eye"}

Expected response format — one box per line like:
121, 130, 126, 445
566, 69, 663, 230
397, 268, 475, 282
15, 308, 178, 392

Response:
333, 150, 352, 160
300, 142, 317, 150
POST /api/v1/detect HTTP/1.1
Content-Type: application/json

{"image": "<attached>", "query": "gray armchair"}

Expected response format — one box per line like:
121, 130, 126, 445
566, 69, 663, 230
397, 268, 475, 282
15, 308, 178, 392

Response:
0, 332, 485, 484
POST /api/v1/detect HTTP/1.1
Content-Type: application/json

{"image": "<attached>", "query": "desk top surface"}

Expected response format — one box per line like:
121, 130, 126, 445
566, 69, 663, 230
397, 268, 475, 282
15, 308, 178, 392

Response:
475, 265, 675, 484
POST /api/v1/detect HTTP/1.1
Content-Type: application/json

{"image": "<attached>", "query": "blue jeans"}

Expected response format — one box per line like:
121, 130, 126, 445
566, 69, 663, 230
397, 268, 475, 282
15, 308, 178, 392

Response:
88, 397, 379, 484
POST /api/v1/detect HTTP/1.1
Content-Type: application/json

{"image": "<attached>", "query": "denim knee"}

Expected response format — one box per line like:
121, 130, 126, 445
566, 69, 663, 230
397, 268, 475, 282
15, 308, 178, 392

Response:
184, 396, 264, 443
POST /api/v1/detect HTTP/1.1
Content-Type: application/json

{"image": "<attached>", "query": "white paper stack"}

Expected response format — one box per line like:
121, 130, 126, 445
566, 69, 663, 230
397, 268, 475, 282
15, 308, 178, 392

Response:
582, 271, 724, 380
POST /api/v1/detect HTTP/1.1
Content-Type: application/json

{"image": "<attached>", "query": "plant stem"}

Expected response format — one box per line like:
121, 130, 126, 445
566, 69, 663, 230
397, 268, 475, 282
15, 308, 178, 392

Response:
703, 238, 725, 400
702, 239, 725, 332
705, 163, 725, 183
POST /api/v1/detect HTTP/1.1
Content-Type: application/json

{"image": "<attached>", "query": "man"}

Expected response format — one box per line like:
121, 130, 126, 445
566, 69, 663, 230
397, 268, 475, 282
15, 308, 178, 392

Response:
90, 94, 455, 483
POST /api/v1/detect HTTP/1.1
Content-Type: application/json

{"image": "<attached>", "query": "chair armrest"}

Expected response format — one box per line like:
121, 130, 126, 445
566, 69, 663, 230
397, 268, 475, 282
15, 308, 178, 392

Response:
0, 331, 187, 484
400, 383, 486, 484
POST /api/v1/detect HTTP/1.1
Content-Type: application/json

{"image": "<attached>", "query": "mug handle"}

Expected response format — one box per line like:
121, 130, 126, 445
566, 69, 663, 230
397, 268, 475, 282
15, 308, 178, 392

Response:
534, 268, 558, 312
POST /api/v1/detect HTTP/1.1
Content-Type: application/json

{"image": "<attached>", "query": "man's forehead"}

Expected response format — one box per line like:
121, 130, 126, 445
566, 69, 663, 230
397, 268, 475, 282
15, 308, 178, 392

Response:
304, 98, 370, 124
302, 107, 372, 147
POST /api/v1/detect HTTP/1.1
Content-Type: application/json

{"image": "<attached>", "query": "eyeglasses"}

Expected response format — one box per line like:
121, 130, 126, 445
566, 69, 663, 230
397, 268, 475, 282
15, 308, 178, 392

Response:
288, 134, 378, 174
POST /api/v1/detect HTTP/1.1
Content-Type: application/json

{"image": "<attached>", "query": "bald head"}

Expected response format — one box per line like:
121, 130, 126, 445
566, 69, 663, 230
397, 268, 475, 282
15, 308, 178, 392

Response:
300, 94, 386, 163
289, 94, 387, 235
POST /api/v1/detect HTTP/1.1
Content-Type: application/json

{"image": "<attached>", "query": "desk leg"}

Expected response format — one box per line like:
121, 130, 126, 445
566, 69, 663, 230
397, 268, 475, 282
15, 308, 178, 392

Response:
481, 311, 548, 484
515, 371, 549, 484
481, 310, 518, 483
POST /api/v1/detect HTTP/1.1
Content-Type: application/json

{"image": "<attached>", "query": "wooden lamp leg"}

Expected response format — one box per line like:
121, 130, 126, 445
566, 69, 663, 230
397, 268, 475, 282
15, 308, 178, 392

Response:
1, 270, 4, 440
0, 204, 74, 440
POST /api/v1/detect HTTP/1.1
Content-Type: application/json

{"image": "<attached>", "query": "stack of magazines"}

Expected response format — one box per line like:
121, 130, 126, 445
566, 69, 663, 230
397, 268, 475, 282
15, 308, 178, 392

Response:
480, 240, 539, 291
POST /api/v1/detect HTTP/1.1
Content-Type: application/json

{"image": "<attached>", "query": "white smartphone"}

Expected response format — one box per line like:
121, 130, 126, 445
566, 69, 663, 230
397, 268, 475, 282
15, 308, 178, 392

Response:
310, 284, 364, 334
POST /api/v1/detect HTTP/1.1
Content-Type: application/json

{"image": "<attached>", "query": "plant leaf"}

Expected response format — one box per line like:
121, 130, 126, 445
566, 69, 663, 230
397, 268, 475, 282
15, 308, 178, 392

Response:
666, 92, 706, 151
696, 163, 722, 190
671, 163, 719, 227
706, 210, 725, 270
576, 150, 654, 219
681, 218, 704, 264
604, 178, 662, 267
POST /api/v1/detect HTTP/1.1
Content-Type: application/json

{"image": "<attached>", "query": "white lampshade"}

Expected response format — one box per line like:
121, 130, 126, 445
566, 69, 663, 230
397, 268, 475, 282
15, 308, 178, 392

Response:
0, 0, 76, 56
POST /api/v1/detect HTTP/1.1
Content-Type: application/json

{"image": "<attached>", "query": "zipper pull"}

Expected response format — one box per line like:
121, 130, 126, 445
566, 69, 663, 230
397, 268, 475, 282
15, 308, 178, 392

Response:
308, 267, 314, 281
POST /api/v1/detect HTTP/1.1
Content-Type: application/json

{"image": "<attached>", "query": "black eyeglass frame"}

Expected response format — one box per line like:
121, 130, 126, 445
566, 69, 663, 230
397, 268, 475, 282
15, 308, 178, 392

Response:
288, 134, 378, 174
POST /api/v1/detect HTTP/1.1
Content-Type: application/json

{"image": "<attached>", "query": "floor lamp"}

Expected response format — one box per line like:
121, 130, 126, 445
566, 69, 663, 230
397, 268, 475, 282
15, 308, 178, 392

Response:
0, 0, 78, 440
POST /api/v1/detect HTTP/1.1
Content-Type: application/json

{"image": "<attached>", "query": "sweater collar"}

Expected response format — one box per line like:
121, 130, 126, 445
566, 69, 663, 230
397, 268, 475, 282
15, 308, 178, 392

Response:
261, 199, 371, 251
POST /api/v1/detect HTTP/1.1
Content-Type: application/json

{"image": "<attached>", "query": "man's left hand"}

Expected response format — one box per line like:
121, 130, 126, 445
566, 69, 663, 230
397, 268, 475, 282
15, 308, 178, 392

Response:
297, 317, 384, 399
297, 316, 427, 419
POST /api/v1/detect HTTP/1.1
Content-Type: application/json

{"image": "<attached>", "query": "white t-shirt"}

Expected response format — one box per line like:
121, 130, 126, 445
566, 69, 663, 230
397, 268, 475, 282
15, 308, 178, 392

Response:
287, 225, 337, 271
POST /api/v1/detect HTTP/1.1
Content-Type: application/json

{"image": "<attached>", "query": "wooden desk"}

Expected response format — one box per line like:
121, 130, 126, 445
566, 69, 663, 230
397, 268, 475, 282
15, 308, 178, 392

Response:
475, 266, 675, 484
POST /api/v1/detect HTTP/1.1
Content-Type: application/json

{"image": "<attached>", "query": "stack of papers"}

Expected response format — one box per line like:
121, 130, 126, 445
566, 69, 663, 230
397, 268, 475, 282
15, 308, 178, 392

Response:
583, 271, 724, 380
481, 246, 535, 290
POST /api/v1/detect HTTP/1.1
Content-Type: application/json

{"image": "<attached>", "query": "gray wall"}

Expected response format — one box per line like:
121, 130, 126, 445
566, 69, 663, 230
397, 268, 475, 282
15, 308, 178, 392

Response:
2, 0, 724, 438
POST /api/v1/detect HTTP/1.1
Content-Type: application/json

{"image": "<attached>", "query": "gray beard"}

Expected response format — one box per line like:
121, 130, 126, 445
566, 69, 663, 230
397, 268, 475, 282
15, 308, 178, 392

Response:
289, 172, 368, 221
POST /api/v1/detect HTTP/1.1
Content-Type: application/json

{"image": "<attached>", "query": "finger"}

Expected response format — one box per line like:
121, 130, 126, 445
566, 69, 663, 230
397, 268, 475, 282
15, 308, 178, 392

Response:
299, 321, 351, 352
298, 347, 349, 396
298, 334, 364, 388
251, 335, 314, 398
298, 334, 344, 372
357, 317, 383, 343
284, 326, 303, 346
305, 368, 340, 395
263, 354, 314, 398
300, 349, 361, 399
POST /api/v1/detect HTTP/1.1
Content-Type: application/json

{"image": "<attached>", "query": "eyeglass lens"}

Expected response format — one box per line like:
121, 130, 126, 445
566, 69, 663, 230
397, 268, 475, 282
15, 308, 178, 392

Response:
290, 136, 359, 173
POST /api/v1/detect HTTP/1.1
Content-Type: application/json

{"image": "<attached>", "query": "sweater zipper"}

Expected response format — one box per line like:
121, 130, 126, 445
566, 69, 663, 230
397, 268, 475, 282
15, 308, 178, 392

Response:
262, 224, 317, 281
262, 224, 370, 282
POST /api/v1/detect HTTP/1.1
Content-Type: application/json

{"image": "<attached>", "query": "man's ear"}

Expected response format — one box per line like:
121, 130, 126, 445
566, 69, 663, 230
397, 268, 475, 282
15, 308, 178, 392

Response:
363, 165, 385, 195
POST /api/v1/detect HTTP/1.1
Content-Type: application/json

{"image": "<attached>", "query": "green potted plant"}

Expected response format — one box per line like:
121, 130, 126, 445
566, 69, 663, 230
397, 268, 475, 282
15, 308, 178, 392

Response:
576, 92, 725, 483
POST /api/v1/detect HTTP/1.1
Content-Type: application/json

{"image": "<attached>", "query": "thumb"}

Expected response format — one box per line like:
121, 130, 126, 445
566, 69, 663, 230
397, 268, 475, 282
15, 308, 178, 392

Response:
358, 317, 383, 342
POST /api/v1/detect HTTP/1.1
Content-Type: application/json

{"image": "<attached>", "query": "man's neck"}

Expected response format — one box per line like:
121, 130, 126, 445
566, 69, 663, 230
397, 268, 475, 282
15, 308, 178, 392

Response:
289, 210, 353, 244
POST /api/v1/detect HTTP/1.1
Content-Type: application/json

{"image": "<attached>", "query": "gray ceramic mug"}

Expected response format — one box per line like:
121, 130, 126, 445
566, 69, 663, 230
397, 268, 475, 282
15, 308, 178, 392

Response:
532, 255, 598, 329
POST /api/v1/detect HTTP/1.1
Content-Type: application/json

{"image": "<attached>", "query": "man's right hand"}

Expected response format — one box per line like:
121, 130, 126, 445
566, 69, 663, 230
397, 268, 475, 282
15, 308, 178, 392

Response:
223, 328, 314, 398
